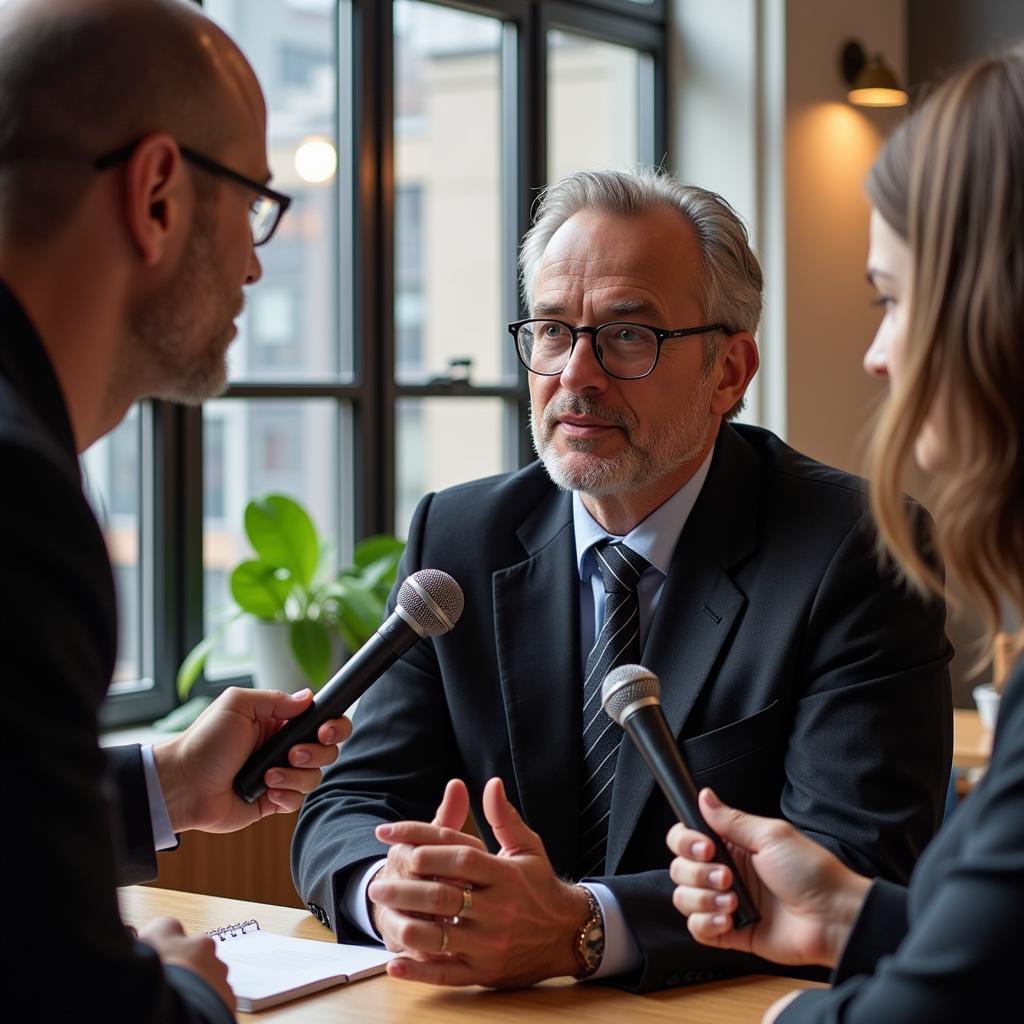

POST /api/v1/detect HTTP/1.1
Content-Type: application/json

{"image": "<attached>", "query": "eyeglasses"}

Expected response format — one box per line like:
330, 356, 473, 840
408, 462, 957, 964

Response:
95, 141, 292, 246
508, 318, 728, 381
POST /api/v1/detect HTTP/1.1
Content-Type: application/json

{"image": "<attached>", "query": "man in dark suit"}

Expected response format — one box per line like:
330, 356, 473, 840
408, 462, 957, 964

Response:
292, 170, 953, 992
0, 1, 348, 1021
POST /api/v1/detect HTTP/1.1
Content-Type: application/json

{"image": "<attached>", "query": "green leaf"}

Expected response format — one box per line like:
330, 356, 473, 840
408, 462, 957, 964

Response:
230, 560, 292, 618
323, 578, 386, 649
152, 695, 214, 732
290, 619, 333, 687
175, 609, 244, 699
353, 534, 405, 569
244, 494, 319, 587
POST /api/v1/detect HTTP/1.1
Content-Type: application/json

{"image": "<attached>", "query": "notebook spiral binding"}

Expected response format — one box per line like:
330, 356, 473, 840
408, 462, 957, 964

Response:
208, 919, 261, 941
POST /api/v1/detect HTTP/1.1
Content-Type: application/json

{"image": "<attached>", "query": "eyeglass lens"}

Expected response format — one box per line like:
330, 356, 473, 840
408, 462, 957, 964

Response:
516, 320, 659, 378
250, 195, 280, 246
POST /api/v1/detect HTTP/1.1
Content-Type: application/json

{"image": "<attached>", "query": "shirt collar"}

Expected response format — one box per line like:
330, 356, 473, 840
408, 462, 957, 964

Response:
572, 445, 716, 579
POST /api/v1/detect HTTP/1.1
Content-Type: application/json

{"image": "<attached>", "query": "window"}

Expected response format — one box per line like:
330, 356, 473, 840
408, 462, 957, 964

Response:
99, 0, 666, 723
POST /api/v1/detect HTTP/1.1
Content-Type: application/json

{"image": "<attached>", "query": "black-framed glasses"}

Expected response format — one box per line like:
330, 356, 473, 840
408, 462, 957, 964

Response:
95, 141, 292, 247
508, 318, 728, 381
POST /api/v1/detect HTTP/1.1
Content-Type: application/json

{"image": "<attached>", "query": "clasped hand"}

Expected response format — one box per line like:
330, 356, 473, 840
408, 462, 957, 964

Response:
368, 777, 590, 989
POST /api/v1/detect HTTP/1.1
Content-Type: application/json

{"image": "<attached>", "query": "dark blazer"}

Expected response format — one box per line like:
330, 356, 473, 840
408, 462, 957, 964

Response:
292, 423, 953, 992
0, 282, 232, 1024
781, 658, 1024, 1022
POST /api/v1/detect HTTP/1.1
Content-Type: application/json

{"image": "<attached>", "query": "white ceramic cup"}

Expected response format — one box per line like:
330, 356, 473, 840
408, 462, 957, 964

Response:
972, 683, 1001, 732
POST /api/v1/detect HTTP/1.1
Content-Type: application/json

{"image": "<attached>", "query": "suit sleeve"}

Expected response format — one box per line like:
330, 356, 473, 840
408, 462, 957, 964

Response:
2, 441, 232, 1024
777, 670, 1024, 1023
291, 492, 467, 942
597, 512, 952, 992
105, 744, 159, 884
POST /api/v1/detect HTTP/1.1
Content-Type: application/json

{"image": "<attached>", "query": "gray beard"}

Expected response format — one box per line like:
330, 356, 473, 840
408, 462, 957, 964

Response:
530, 388, 712, 497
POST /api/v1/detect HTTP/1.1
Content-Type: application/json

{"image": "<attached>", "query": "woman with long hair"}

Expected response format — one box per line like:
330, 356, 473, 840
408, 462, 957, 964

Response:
666, 46, 1024, 1022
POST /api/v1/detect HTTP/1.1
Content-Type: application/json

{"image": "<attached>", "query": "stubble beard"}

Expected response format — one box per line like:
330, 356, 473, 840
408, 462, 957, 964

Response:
125, 205, 243, 406
531, 381, 714, 497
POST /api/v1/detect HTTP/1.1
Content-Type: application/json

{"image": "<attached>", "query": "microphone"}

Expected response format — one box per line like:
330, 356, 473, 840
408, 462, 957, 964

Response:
233, 568, 464, 803
601, 664, 760, 930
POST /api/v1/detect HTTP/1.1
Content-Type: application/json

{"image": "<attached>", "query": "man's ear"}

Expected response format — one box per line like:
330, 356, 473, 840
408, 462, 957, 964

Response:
709, 331, 759, 416
119, 133, 190, 268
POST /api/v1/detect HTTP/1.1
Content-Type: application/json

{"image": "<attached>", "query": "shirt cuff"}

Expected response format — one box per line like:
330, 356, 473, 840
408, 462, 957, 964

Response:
141, 744, 178, 852
343, 858, 388, 941
582, 881, 642, 980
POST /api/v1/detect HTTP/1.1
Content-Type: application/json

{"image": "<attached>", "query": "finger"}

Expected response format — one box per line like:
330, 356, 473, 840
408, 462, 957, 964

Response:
669, 882, 738, 916
481, 777, 542, 856
288, 742, 341, 769
387, 913, 465, 959
263, 766, 323, 795
264, 788, 304, 813
432, 778, 470, 831
387, 956, 479, 987
240, 687, 316, 722
666, 823, 715, 860
682, 907, 737, 945
317, 716, 352, 746
369, 878, 466, 919
407, 844, 502, 886
377, 821, 486, 851
697, 788, 775, 853
668, 855, 733, 891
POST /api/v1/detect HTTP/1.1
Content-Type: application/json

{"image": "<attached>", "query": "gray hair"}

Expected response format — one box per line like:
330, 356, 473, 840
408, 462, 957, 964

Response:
519, 167, 764, 346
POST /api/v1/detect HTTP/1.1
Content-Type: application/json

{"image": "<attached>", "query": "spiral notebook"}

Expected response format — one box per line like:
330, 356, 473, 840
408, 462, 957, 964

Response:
208, 919, 394, 1012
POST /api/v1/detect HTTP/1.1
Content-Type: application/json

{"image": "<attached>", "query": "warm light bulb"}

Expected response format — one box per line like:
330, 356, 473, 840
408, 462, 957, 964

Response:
294, 136, 337, 184
847, 87, 908, 108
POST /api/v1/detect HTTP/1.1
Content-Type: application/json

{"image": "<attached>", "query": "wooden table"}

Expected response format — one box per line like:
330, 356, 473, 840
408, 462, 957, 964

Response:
120, 887, 824, 1023
952, 708, 992, 770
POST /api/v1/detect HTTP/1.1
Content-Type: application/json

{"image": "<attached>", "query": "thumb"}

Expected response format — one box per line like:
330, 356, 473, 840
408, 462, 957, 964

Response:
432, 778, 471, 831
698, 788, 774, 854
482, 777, 542, 856
237, 687, 314, 723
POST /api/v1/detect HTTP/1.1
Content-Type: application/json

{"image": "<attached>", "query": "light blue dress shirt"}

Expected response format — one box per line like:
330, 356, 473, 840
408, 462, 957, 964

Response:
345, 446, 715, 979
571, 448, 713, 979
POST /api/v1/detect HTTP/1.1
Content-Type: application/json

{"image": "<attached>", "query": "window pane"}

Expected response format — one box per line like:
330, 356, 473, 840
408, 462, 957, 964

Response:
82, 406, 145, 688
203, 399, 345, 680
205, 0, 348, 382
394, 1, 513, 386
395, 397, 511, 536
548, 31, 643, 181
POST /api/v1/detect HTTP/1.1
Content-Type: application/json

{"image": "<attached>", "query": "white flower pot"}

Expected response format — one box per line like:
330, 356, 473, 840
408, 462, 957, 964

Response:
250, 620, 345, 694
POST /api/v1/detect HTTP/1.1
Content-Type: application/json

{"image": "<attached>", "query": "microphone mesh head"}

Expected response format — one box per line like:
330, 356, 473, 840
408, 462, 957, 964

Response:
601, 664, 661, 725
397, 569, 464, 637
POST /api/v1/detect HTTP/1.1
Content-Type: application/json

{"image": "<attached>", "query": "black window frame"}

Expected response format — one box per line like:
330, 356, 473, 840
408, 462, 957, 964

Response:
100, 0, 668, 728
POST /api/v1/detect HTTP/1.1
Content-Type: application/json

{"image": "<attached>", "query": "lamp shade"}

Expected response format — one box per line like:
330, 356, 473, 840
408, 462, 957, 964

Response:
841, 42, 908, 108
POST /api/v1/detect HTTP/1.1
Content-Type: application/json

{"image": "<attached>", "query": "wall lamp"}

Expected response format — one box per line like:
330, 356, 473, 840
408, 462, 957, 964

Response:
840, 40, 908, 108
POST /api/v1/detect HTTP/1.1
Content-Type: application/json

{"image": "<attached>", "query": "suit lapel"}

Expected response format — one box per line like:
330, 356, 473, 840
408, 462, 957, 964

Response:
493, 487, 581, 876
606, 425, 762, 873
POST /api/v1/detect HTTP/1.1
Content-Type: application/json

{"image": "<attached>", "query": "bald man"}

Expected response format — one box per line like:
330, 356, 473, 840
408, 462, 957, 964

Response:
0, 2, 346, 1020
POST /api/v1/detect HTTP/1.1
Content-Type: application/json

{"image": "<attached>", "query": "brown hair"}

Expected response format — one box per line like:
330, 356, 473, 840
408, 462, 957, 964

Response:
865, 46, 1024, 674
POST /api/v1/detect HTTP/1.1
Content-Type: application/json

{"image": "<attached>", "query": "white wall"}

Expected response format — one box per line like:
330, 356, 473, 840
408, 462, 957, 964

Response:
669, 0, 906, 475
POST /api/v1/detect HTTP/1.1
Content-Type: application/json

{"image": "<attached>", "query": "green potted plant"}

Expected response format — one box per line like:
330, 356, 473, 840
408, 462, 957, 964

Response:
176, 493, 404, 700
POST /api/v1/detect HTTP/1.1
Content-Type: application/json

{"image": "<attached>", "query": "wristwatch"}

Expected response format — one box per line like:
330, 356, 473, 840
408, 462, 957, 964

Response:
573, 885, 605, 978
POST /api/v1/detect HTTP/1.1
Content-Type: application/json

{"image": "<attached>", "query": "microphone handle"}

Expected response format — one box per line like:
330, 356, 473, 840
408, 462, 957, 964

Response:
622, 708, 760, 930
232, 611, 419, 803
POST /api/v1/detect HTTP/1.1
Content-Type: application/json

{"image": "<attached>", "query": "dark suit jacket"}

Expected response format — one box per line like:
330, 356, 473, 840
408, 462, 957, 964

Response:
781, 658, 1024, 1022
0, 282, 232, 1023
292, 423, 953, 991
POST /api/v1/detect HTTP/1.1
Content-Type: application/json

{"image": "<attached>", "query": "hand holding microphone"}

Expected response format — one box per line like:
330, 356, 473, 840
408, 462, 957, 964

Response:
601, 664, 760, 930
233, 568, 464, 803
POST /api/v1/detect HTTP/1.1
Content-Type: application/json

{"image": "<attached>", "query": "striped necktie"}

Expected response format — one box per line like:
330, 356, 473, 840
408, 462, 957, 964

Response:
576, 540, 649, 879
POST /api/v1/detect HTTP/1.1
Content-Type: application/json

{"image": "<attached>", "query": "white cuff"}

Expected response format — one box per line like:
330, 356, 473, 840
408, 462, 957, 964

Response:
343, 857, 388, 940
141, 744, 177, 852
581, 881, 642, 980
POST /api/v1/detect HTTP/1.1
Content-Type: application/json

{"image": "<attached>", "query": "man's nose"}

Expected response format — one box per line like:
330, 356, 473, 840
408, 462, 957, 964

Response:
558, 330, 609, 392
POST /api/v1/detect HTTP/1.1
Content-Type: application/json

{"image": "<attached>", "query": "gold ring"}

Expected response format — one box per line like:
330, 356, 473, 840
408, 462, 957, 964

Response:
439, 920, 449, 954
458, 887, 473, 918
